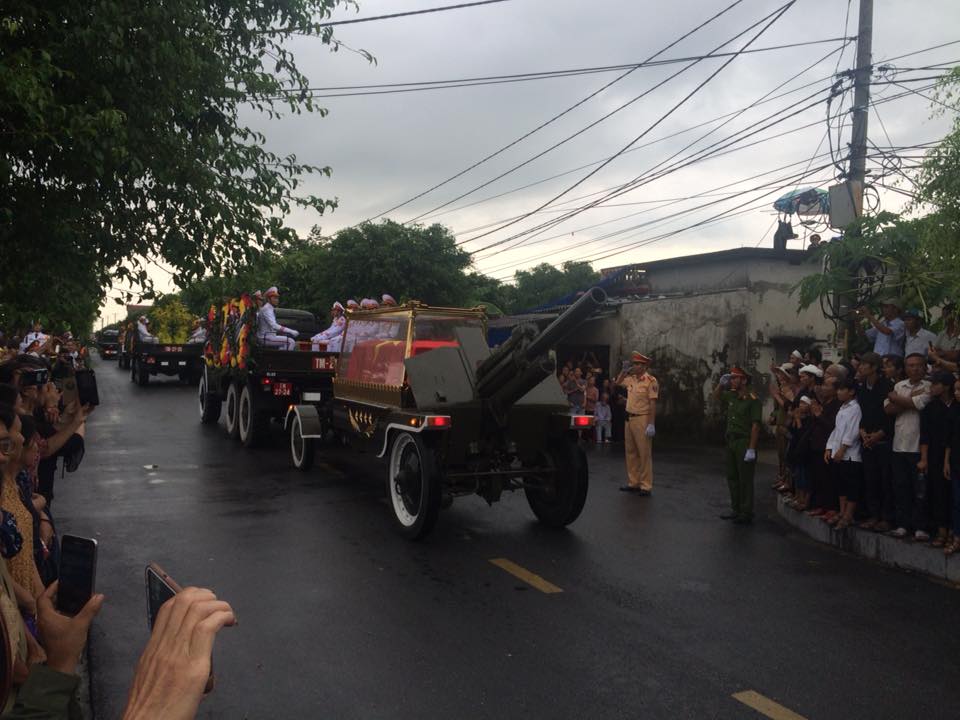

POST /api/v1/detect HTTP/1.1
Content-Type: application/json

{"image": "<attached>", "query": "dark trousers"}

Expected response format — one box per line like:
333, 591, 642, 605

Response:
862, 442, 894, 522
891, 452, 922, 531
927, 456, 951, 531
807, 454, 836, 511
952, 468, 960, 535
724, 438, 755, 520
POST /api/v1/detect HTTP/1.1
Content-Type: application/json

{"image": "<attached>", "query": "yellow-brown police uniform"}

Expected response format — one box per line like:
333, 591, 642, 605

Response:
623, 373, 658, 491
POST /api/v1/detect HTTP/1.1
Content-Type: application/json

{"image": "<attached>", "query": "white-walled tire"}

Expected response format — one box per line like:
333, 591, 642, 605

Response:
239, 384, 267, 448
198, 369, 222, 425
289, 413, 314, 471
224, 383, 240, 439
387, 432, 441, 540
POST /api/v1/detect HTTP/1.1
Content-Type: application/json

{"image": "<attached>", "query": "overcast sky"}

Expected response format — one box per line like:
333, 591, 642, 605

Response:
101, 0, 960, 320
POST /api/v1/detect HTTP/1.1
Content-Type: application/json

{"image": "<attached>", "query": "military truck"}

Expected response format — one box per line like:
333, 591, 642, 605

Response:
128, 334, 205, 387
286, 288, 605, 539
96, 329, 120, 359
198, 300, 338, 448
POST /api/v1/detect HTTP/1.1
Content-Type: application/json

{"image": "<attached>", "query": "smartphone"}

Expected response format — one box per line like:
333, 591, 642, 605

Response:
75, 370, 100, 407
57, 535, 98, 616
20, 368, 48, 387
145, 564, 216, 693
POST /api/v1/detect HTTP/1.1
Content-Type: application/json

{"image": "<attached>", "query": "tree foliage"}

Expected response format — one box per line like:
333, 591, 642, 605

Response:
0, 0, 359, 333
510, 261, 601, 311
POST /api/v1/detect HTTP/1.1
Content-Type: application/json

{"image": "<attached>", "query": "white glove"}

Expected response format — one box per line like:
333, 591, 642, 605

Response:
743, 448, 757, 462
719, 373, 732, 387
286, 328, 299, 338
645, 424, 656, 438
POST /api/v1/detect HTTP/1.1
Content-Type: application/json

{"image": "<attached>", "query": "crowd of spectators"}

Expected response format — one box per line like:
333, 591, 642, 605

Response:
769, 301, 960, 554
557, 354, 619, 443
0, 325, 234, 719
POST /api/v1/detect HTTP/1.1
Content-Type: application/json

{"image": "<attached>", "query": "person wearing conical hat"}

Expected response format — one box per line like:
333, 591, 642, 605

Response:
713, 366, 762, 524
256, 286, 298, 350
614, 351, 658, 496
312, 301, 347, 352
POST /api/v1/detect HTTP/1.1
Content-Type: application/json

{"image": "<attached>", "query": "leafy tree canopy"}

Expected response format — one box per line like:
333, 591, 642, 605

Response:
0, 0, 359, 333
510, 261, 601, 311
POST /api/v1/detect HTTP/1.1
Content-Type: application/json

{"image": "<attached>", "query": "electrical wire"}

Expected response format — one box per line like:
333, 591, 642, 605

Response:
462, 1, 799, 246
264, 0, 512, 33
357, 0, 750, 225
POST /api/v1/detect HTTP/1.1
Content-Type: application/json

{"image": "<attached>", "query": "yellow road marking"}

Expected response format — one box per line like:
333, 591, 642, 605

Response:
489, 558, 563, 594
732, 690, 808, 720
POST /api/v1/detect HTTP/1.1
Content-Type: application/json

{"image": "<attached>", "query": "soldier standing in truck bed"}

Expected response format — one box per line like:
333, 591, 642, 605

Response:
614, 351, 658, 496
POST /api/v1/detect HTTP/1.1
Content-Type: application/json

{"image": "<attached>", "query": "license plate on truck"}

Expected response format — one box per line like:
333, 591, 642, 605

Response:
273, 382, 292, 397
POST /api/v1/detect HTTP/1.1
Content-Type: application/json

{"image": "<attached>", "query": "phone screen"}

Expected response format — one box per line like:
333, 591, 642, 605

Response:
145, 564, 215, 693
57, 535, 98, 616
145, 564, 180, 629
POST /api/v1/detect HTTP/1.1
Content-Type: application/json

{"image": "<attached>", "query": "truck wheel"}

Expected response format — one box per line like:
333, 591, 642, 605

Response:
289, 413, 314, 471
224, 383, 240, 439
198, 369, 222, 425
525, 440, 589, 528
238, 384, 267, 448
387, 432, 441, 540
135, 361, 149, 387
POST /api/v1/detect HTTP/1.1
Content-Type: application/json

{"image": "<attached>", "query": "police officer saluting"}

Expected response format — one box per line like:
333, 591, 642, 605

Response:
615, 351, 658, 496
713, 367, 762, 524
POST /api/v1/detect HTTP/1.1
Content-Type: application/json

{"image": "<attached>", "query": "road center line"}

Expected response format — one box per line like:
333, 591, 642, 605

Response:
489, 558, 563, 594
732, 690, 808, 720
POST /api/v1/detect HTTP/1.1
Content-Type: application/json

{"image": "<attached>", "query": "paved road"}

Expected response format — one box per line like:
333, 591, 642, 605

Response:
57, 359, 959, 719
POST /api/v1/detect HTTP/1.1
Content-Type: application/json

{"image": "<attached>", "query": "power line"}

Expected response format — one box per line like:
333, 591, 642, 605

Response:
264, 0, 511, 33
358, 0, 749, 225
263, 38, 853, 99
460, 1, 799, 245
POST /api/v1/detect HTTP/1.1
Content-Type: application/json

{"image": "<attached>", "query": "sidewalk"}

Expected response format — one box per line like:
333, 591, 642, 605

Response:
774, 493, 960, 584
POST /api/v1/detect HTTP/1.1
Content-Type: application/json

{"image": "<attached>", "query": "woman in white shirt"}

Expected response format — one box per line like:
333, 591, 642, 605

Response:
825, 378, 863, 530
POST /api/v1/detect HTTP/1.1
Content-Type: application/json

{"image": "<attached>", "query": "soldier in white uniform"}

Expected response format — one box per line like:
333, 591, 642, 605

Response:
19, 321, 49, 354
257, 287, 298, 350
311, 302, 346, 351
137, 316, 159, 343
381, 294, 397, 307
188, 319, 207, 344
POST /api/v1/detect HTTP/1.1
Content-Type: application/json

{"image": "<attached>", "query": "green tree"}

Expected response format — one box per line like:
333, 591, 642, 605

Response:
510, 261, 601, 311
0, 0, 360, 330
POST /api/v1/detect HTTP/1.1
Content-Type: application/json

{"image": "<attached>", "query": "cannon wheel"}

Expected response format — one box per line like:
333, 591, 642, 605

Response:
289, 413, 314, 471
224, 383, 240, 439
238, 383, 267, 448
198, 368, 222, 425
525, 440, 589, 528
387, 432, 441, 540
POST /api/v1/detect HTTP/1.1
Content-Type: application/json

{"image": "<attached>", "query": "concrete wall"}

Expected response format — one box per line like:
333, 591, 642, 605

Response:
614, 254, 836, 438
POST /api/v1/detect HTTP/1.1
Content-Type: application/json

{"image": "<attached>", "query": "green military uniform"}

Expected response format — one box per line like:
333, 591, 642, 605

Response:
720, 390, 762, 521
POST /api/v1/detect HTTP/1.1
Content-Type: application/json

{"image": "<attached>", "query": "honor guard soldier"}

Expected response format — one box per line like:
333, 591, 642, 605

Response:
137, 316, 158, 343
311, 301, 346, 351
713, 367, 762, 524
256, 287, 299, 350
615, 351, 658, 495
381, 294, 397, 307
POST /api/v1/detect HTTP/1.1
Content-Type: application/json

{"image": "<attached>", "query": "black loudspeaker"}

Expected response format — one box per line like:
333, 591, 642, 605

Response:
75, 369, 100, 407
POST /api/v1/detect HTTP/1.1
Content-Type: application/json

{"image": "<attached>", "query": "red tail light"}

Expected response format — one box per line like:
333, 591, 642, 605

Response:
425, 415, 451, 428
570, 415, 593, 428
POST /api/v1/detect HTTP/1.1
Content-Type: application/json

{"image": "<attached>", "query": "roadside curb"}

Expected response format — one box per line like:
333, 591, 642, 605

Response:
775, 494, 960, 584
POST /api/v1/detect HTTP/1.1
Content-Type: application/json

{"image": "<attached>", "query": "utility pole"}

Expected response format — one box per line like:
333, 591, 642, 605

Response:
839, 0, 873, 356
848, 0, 873, 193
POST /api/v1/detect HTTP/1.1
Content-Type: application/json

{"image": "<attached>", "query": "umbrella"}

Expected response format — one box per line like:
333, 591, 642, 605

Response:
773, 187, 830, 216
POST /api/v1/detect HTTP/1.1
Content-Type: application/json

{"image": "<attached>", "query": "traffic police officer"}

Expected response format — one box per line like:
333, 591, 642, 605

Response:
713, 367, 762, 524
615, 351, 658, 496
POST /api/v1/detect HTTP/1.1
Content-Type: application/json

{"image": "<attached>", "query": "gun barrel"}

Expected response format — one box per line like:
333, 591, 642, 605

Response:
524, 286, 607, 361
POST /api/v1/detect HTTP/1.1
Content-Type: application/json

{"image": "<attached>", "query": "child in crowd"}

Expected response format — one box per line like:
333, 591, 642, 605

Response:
594, 393, 612, 444
825, 379, 863, 530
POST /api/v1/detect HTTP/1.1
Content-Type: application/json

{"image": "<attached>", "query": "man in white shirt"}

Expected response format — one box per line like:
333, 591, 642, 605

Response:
883, 352, 931, 538
137, 316, 158, 343
902, 308, 937, 358
311, 302, 346, 351
825, 379, 863, 529
256, 287, 298, 350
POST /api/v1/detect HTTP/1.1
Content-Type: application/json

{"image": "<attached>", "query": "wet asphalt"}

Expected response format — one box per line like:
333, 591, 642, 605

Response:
54, 358, 959, 720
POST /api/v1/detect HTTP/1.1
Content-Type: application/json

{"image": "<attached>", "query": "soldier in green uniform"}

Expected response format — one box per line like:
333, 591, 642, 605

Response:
713, 366, 762, 524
